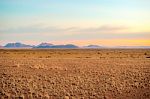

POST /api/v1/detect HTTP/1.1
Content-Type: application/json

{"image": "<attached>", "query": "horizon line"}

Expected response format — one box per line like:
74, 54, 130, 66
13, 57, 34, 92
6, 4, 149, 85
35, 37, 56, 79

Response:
1, 42, 150, 47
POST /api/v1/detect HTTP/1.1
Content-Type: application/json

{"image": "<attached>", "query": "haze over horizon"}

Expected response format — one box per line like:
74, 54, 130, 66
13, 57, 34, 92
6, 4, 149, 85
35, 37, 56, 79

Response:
0, 0, 150, 46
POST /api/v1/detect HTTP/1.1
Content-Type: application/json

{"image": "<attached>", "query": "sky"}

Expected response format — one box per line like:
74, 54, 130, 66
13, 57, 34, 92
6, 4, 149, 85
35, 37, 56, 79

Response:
0, 0, 150, 46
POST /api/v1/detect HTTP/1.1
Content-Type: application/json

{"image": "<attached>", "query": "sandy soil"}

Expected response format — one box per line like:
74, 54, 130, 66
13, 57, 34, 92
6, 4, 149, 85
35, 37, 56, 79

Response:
0, 49, 150, 99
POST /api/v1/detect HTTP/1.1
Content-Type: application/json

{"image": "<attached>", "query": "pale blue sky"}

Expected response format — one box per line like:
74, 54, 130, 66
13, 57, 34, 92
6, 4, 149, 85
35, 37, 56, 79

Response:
0, 0, 150, 46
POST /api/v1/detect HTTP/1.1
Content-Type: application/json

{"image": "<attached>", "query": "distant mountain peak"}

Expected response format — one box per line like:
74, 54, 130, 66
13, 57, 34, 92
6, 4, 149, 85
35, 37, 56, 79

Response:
35, 43, 78, 48
84, 45, 102, 48
37, 42, 53, 47
4, 42, 33, 48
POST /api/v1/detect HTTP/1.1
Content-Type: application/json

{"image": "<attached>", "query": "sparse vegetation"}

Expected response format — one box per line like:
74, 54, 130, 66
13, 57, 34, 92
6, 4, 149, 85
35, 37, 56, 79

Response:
144, 52, 147, 55
0, 49, 150, 99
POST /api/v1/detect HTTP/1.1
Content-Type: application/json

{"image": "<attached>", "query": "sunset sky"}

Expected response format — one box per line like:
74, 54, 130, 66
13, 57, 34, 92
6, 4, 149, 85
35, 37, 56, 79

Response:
0, 0, 150, 46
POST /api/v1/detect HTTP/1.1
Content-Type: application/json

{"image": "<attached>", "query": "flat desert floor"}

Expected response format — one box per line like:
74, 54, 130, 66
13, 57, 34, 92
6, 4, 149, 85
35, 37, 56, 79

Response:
0, 49, 150, 99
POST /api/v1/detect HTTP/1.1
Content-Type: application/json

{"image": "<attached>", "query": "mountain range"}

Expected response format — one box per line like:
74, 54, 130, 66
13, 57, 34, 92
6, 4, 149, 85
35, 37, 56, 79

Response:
35, 43, 78, 48
2, 42, 79, 49
0, 42, 150, 49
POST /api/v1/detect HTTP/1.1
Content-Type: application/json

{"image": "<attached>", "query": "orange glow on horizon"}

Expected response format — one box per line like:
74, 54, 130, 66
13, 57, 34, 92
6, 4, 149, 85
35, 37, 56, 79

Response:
12, 39, 149, 47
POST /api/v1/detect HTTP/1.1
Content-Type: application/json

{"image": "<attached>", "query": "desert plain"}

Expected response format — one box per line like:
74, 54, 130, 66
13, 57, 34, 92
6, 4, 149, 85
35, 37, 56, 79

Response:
0, 49, 150, 99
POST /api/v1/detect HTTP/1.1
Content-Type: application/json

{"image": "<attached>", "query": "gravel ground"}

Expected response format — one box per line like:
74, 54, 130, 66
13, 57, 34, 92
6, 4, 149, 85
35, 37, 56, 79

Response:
0, 49, 150, 99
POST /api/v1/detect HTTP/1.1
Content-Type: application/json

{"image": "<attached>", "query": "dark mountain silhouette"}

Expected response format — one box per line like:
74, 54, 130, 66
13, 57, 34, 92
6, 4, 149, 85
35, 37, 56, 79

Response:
37, 43, 53, 46
84, 45, 102, 48
3, 42, 78, 48
35, 44, 78, 48
4, 42, 34, 48
2, 42, 150, 49
36, 43, 54, 48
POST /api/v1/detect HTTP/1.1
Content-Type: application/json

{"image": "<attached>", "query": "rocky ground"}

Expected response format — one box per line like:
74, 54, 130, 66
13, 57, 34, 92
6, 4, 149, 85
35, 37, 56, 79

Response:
0, 49, 150, 99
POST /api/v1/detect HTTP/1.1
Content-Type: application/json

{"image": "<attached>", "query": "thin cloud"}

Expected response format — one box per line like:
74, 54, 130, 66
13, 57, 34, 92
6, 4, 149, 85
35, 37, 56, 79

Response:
75, 25, 129, 33
1, 25, 150, 40
0, 25, 129, 34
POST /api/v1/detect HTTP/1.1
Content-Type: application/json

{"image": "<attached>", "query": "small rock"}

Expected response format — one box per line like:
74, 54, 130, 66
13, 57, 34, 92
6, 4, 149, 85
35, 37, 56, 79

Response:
64, 96, 69, 99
